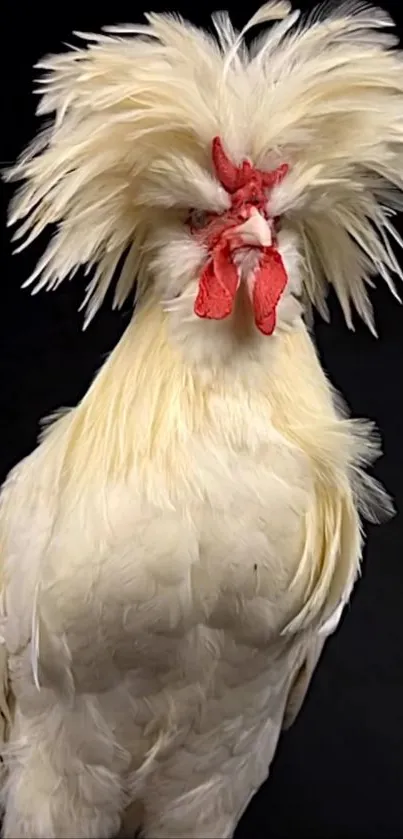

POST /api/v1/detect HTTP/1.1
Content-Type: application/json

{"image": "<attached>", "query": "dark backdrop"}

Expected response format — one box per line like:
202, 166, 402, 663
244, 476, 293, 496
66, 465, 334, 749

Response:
1, 2, 403, 837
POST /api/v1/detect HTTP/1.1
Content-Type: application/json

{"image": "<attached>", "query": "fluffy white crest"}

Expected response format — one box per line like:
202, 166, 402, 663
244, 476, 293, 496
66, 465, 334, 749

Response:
5, 1, 403, 331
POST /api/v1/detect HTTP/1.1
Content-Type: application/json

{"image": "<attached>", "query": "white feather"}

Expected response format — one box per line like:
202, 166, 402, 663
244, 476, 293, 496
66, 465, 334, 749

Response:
4, 2, 403, 326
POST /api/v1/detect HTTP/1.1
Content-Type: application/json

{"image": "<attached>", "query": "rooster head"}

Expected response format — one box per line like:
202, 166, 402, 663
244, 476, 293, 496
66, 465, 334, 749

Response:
6, 1, 403, 363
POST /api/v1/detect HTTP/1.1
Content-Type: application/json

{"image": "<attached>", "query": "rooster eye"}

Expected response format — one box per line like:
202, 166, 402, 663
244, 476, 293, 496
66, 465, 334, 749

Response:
187, 208, 209, 230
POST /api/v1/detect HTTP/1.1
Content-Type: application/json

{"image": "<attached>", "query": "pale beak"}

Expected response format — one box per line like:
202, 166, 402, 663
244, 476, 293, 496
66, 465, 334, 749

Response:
234, 208, 272, 247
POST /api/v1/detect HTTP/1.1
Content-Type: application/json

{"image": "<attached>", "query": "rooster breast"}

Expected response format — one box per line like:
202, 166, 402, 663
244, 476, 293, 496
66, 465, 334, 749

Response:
0, 314, 354, 838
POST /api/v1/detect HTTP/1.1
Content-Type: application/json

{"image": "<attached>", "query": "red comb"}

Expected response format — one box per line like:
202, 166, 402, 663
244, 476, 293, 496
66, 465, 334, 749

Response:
212, 136, 243, 193
212, 136, 289, 195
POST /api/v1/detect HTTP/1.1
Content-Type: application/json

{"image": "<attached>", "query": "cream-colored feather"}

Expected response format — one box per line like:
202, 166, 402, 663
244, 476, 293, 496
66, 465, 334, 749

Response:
0, 4, 401, 838
5, 0, 403, 327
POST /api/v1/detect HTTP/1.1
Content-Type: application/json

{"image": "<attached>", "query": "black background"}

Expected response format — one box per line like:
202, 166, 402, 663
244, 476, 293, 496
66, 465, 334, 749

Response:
1, 2, 403, 837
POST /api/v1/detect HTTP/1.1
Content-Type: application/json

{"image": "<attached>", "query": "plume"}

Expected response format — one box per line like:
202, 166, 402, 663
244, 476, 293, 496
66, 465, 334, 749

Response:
5, 1, 403, 330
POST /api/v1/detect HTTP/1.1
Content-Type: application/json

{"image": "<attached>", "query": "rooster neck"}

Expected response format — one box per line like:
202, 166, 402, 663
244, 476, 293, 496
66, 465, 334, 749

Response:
163, 283, 285, 378
48, 298, 337, 494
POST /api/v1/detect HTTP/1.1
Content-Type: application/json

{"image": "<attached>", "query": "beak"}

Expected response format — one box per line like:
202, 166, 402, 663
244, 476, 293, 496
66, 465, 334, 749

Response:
234, 208, 272, 247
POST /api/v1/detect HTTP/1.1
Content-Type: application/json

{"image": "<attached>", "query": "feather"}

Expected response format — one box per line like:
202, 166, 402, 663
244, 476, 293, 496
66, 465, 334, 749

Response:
3, 3, 403, 328
221, 1, 291, 76
31, 583, 41, 691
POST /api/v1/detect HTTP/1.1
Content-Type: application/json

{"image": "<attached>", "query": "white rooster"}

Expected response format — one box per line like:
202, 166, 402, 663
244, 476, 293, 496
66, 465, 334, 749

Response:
0, 2, 402, 837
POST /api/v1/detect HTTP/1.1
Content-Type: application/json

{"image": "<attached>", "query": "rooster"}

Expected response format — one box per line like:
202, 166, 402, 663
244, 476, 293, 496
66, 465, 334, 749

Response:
0, 2, 402, 837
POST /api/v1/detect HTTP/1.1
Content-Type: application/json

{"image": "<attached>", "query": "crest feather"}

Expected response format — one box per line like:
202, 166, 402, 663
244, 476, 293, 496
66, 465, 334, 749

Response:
5, 2, 403, 329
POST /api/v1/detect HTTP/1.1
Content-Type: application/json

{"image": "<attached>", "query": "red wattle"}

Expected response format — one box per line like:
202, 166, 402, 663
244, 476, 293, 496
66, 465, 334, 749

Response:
250, 248, 288, 335
194, 240, 239, 320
